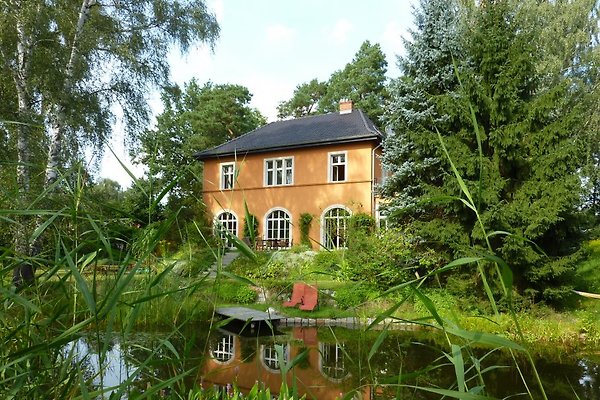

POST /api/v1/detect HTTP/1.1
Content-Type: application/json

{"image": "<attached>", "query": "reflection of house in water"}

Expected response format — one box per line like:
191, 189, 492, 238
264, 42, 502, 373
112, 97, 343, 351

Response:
320, 343, 350, 382
201, 327, 372, 399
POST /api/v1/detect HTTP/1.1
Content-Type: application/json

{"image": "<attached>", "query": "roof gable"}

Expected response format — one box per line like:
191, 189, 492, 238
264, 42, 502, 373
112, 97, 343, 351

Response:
195, 109, 382, 160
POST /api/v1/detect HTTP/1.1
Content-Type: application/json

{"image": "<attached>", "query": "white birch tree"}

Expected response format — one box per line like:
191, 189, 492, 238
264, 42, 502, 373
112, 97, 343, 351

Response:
0, 0, 219, 285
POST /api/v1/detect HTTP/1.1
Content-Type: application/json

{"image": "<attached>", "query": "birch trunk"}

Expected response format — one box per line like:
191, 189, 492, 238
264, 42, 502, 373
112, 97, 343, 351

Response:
12, 10, 35, 286
44, 0, 97, 186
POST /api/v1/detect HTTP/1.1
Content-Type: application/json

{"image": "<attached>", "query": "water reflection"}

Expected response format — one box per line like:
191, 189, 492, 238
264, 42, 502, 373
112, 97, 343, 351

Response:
68, 327, 600, 399
203, 327, 357, 400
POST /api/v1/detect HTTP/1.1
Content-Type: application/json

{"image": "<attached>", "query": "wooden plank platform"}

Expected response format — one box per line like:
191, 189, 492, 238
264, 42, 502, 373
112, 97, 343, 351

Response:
216, 307, 282, 323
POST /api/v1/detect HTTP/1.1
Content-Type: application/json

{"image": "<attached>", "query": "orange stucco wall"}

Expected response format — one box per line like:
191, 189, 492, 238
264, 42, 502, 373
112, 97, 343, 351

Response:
201, 141, 381, 248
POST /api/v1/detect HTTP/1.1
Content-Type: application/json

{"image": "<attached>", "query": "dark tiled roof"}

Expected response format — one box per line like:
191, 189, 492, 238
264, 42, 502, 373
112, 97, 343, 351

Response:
195, 109, 382, 160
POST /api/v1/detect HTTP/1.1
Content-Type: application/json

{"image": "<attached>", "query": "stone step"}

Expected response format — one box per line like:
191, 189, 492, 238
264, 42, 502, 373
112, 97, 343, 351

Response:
207, 250, 239, 278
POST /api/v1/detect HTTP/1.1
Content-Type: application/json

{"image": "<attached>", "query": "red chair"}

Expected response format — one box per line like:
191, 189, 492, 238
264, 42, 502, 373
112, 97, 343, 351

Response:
283, 283, 305, 307
299, 284, 318, 311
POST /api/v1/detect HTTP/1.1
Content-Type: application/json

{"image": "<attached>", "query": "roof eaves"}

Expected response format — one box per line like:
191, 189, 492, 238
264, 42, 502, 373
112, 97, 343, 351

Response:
196, 134, 381, 160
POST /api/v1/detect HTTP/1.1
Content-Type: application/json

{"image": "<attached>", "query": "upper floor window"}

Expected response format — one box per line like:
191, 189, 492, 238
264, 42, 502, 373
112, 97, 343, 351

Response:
265, 157, 293, 186
221, 162, 235, 190
329, 152, 347, 182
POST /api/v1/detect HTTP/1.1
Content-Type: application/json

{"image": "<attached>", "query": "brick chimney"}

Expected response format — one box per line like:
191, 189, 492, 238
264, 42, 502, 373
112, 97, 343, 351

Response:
339, 99, 353, 114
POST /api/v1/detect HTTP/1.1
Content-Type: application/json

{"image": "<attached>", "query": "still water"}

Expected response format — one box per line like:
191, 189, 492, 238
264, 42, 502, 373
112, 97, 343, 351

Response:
72, 322, 600, 399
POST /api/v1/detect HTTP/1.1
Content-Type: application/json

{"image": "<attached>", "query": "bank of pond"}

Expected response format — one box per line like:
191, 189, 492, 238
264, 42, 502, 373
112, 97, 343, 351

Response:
70, 320, 600, 399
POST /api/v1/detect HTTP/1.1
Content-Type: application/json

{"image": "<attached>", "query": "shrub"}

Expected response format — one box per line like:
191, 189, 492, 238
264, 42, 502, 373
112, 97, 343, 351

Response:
216, 281, 258, 304
334, 283, 380, 308
413, 288, 459, 318
170, 245, 214, 276
229, 252, 271, 279
348, 212, 375, 234
312, 249, 345, 273
299, 213, 313, 247
229, 250, 318, 280
343, 228, 437, 289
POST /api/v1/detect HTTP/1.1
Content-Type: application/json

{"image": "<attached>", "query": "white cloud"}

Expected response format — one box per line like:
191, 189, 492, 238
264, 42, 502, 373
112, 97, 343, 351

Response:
266, 24, 296, 44
330, 19, 353, 43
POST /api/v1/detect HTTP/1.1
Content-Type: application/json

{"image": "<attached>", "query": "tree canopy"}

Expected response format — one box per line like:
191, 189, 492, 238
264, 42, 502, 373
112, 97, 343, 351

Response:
135, 79, 266, 242
381, 0, 600, 303
277, 40, 389, 125
0, 0, 220, 284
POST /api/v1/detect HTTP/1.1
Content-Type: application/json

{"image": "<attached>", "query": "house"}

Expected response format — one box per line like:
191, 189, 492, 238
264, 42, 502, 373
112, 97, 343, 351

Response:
195, 100, 385, 249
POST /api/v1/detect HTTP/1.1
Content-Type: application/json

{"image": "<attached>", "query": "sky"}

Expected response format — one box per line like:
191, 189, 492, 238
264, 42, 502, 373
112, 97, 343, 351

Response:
99, 0, 417, 188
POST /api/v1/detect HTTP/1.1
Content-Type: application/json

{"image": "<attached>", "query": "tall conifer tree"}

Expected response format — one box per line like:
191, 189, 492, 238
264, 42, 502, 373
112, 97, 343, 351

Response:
382, 0, 598, 303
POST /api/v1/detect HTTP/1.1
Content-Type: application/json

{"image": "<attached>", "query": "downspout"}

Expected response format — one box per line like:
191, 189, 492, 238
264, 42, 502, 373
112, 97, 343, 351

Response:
371, 142, 382, 220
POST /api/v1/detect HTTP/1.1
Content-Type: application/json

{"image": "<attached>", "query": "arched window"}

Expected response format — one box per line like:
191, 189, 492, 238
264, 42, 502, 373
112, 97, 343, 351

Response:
261, 344, 289, 372
211, 334, 235, 364
264, 209, 291, 246
215, 211, 238, 248
322, 207, 351, 249
319, 342, 349, 381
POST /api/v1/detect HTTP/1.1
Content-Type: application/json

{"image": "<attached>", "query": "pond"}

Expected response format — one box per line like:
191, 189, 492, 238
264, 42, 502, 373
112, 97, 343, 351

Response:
71, 322, 600, 399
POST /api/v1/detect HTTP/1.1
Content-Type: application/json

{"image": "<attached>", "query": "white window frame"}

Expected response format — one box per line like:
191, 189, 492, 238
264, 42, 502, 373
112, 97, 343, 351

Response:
320, 205, 352, 250
319, 342, 349, 382
260, 344, 289, 373
263, 207, 292, 246
214, 210, 239, 248
328, 151, 347, 183
220, 162, 235, 190
211, 334, 235, 364
264, 156, 294, 186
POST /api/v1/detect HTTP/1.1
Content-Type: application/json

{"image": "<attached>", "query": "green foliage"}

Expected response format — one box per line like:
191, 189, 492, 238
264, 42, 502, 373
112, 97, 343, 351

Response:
318, 41, 389, 123
277, 40, 388, 125
348, 212, 375, 234
277, 79, 327, 119
135, 80, 265, 246
229, 251, 272, 278
382, 0, 598, 304
1, 0, 220, 283
413, 289, 459, 318
312, 249, 345, 272
216, 281, 257, 304
334, 283, 380, 309
171, 245, 214, 277
243, 213, 259, 244
344, 228, 438, 289
575, 239, 600, 293
298, 213, 313, 247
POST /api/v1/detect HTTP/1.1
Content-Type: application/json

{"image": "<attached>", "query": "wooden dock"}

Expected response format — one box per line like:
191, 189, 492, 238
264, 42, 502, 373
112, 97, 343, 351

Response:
215, 307, 282, 324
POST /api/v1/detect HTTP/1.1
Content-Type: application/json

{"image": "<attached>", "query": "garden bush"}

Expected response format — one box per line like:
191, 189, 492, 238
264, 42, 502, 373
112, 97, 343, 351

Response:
334, 283, 380, 308
229, 252, 272, 279
216, 281, 257, 304
413, 289, 459, 318
170, 245, 214, 276
312, 249, 345, 273
343, 228, 437, 289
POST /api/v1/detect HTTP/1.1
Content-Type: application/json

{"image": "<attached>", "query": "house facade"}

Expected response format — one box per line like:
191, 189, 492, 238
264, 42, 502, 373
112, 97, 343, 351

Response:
195, 101, 384, 249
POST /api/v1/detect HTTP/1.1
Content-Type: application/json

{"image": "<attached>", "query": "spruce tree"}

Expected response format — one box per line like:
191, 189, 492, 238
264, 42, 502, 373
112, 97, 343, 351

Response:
382, 0, 597, 303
